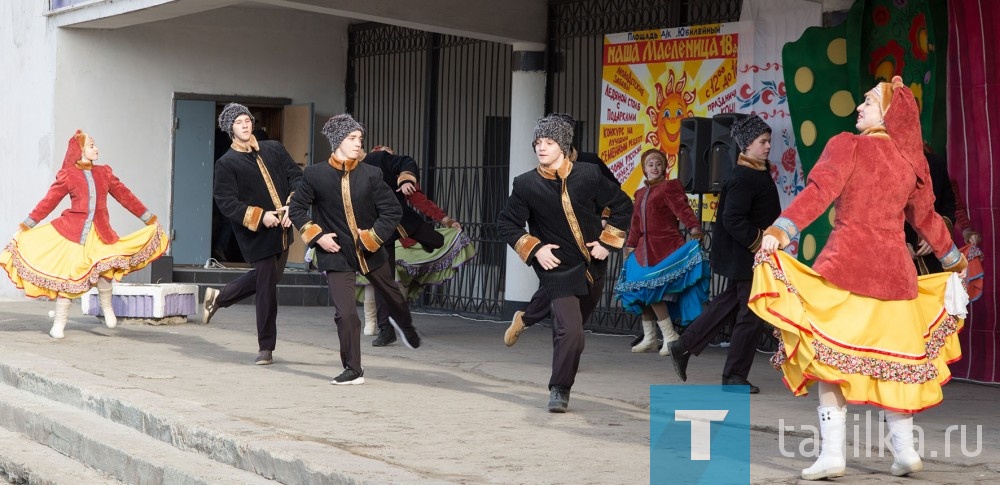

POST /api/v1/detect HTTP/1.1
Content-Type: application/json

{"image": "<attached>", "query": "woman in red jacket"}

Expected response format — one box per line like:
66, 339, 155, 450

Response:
616, 148, 708, 355
753, 77, 967, 480
1, 130, 168, 338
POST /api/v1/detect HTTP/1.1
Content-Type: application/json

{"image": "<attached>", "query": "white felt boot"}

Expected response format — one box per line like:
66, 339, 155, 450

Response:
801, 406, 847, 480
363, 285, 377, 336
97, 278, 117, 329
49, 297, 71, 339
631, 320, 658, 352
886, 411, 923, 476
657, 318, 680, 356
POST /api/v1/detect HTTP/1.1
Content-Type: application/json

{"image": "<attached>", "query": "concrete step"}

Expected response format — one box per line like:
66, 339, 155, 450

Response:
0, 352, 444, 484
0, 428, 122, 485
0, 382, 276, 485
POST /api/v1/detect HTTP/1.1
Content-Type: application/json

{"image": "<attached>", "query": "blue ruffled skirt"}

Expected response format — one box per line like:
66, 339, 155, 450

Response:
614, 239, 710, 326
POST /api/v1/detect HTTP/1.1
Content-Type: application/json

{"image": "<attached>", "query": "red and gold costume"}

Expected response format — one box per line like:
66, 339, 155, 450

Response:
750, 78, 966, 413
1, 131, 168, 299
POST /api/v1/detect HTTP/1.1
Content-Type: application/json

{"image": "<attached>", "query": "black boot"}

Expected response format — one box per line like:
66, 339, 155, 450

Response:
548, 386, 571, 413
668, 340, 690, 382
372, 325, 397, 347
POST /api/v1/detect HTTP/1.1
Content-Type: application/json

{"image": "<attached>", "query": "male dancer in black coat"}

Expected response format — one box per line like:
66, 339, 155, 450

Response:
503, 113, 623, 348
205, 103, 302, 365
289, 114, 421, 385
497, 114, 632, 412
666, 114, 780, 393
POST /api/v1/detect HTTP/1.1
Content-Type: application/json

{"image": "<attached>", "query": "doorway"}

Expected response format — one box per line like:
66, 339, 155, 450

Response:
170, 95, 313, 267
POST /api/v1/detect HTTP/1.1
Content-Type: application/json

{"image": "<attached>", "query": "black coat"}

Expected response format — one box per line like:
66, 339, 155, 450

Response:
576, 151, 620, 186
361, 150, 430, 243
213, 140, 302, 263
497, 162, 633, 299
288, 161, 402, 275
711, 163, 781, 281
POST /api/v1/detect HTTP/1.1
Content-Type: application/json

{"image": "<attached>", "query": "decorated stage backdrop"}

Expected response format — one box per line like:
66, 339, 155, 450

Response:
599, 22, 753, 207
599, 4, 822, 227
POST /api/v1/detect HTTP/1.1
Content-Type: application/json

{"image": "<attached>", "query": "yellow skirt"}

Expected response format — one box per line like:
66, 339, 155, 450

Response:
0, 223, 169, 300
749, 251, 963, 413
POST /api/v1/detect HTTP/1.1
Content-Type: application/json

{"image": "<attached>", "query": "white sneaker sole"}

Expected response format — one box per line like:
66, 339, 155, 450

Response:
387, 317, 418, 350
331, 377, 365, 386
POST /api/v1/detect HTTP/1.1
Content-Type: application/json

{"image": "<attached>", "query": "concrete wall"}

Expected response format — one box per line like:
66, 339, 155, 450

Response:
1, 1, 60, 298
1, 5, 349, 297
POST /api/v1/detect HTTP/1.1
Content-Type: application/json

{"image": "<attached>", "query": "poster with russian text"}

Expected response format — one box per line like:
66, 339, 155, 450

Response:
600, 22, 753, 205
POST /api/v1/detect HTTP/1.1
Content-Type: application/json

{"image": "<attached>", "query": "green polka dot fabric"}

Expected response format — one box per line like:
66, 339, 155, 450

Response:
782, 0, 941, 265
782, 22, 853, 264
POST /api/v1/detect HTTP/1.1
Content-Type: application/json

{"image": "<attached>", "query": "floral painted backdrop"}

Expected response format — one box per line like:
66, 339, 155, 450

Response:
781, 0, 940, 264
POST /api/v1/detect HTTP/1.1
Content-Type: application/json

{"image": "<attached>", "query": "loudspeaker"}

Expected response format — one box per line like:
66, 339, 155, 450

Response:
707, 113, 749, 193
678, 117, 714, 194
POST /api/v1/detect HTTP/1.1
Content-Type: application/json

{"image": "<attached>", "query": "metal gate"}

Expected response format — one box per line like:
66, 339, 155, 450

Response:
346, 0, 745, 335
348, 24, 513, 316
546, 0, 743, 333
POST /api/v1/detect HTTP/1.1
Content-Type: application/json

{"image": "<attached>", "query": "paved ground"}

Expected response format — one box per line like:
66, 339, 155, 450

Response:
0, 298, 998, 484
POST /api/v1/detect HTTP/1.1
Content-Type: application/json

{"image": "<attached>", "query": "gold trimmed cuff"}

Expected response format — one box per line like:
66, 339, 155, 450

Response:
397, 172, 417, 188
514, 234, 542, 263
749, 228, 765, 252
144, 215, 158, 226
300, 222, 324, 245
601, 207, 611, 219
599, 224, 627, 249
396, 224, 409, 239
358, 229, 383, 252
243, 206, 264, 232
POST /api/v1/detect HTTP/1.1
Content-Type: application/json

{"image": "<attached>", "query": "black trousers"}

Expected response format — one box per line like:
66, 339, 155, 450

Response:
375, 227, 442, 329
216, 250, 289, 351
548, 274, 604, 390
677, 278, 765, 380
521, 287, 551, 326
329, 261, 414, 371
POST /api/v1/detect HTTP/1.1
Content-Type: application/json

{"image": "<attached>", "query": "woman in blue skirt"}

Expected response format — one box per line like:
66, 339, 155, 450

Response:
616, 148, 709, 355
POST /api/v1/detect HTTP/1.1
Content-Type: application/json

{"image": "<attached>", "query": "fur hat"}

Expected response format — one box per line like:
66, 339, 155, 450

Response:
322, 114, 365, 150
532, 114, 574, 155
217, 103, 253, 137
731, 115, 771, 152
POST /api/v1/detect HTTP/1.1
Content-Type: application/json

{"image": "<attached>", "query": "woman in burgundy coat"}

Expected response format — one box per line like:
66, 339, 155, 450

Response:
1, 130, 168, 339
616, 148, 708, 355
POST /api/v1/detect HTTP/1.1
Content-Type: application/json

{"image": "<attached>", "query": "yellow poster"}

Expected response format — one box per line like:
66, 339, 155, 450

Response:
601, 23, 753, 204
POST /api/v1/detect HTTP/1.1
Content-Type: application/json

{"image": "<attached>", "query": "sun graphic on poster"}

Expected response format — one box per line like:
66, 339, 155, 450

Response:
644, 70, 696, 175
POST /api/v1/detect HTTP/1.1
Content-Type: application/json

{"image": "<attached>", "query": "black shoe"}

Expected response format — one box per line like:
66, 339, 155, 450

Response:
388, 317, 420, 349
668, 340, 689, 382
548, 387, 571, 413
401, 328, 421, 349
372, 325, 397, 347
255, 350, 273, 365
331, 367, 365, 385
722, 375, 760, 394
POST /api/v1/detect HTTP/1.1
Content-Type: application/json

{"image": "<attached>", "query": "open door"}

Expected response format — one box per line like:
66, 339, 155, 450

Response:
171, 99, 215, 265
281, 103, 314, 267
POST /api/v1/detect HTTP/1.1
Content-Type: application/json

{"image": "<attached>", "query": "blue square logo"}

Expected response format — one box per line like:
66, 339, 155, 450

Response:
650, 385, 750, 484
